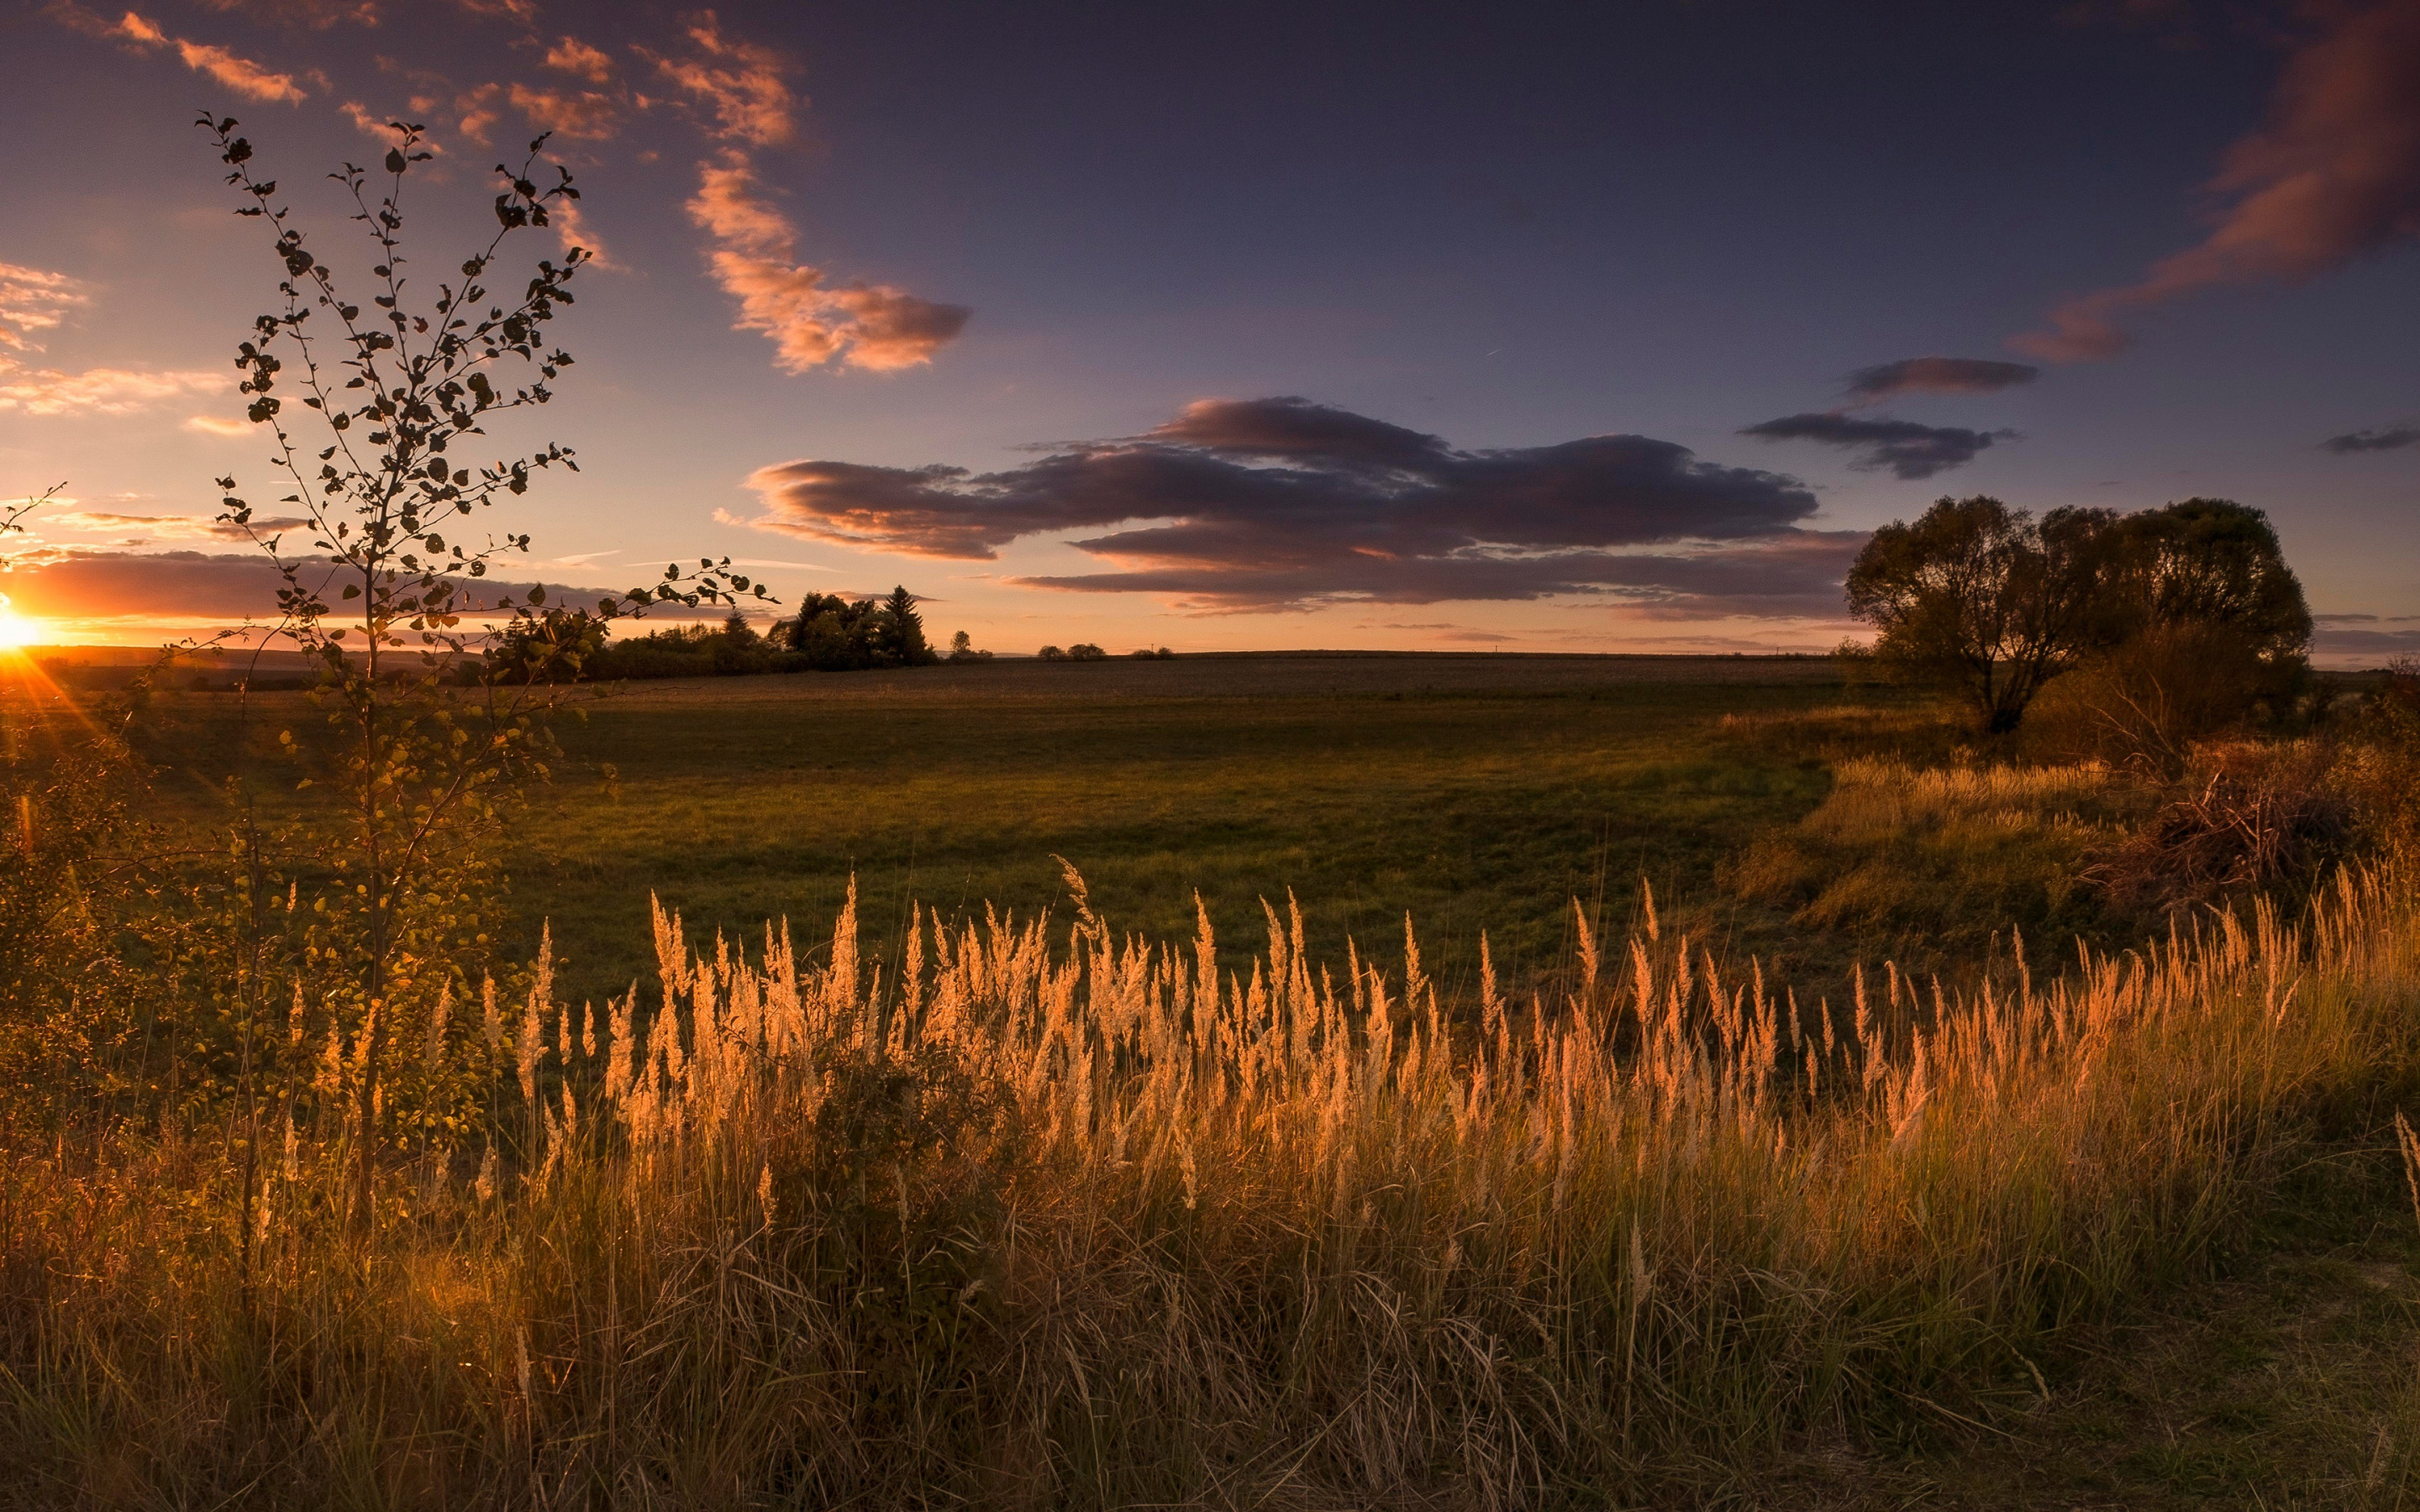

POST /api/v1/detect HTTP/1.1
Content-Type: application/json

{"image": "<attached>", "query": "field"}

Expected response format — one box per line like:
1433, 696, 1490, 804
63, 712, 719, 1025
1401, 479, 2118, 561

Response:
13, 651, 2420, 1509
155, 653, 1884, 1011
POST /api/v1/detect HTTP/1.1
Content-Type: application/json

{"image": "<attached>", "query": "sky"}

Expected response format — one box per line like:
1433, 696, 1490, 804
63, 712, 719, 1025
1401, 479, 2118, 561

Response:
0, 0, 2414, 661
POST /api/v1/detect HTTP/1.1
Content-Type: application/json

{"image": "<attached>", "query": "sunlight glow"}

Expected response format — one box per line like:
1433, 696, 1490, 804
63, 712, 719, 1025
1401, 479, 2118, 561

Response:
0, 597, 39, 651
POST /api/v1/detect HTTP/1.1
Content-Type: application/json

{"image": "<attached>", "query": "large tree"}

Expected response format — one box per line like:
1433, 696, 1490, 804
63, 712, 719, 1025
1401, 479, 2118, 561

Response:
2102, 497, 2311, 664
1844, 496, 2117, 734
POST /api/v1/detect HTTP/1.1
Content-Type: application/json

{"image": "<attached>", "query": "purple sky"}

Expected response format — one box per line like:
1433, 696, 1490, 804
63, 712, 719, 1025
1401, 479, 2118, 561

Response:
1, 0, 2415, 661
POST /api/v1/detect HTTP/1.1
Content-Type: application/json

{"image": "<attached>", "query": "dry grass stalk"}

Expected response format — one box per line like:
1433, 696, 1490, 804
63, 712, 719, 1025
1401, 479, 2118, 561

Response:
2, 866, 2416, 1506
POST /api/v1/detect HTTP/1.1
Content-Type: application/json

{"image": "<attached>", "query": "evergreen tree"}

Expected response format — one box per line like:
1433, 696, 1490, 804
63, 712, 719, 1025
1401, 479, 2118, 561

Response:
882, 585, 935, 665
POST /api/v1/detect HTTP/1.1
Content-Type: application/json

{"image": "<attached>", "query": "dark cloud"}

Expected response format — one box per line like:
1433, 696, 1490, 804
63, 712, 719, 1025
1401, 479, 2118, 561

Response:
2315, 625, 2420, 663
1011, 533, 1866, 618
0, 549, 607, 622
738, 396, 1840, 613
1738, 412, 2017, 480
2321, 425, 2420, 454
1843, 357, 2039, 404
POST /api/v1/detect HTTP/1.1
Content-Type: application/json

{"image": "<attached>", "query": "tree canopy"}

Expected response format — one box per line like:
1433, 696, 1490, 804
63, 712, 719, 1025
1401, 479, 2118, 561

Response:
1844, 495, 2307, 735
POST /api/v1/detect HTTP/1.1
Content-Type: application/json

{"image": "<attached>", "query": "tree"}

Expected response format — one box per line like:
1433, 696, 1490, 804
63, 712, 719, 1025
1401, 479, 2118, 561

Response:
880, 585, 935, 665
2103, 498, 2310, 664
1844, 496, 2115, 734
203, 114, 761, 1234
2063, 498, 2312, 768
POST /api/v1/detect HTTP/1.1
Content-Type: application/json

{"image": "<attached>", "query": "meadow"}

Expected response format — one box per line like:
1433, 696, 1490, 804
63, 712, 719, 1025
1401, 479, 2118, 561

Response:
151, 654, 1878, 1011
8, 651, 2420, 1509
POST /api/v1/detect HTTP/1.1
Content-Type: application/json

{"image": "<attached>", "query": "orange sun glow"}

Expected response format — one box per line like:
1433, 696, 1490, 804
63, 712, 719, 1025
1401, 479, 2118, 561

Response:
0, 598, 39, 651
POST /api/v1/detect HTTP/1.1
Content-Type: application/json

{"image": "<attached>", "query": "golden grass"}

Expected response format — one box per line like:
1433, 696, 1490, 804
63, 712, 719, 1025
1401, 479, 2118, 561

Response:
4, 864, 2417, 1507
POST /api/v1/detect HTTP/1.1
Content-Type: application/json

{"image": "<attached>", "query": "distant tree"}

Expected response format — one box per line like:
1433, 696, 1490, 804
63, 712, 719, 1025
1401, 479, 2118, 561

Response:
1038, 645, 1067, 662
1845, 496, 2116, 734
1069, 643, 1106, 661
947, 628, 992, 663
1128, 647, 1156, 659
880, 585, 936, 665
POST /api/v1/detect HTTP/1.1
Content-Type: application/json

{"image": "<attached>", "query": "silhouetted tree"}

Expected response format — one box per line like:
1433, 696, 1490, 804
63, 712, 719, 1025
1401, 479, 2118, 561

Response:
880, 585, 936, 665
1847, 493, 2313, 741
1845, 496, 2115, 734
2061, 498, 2312, 767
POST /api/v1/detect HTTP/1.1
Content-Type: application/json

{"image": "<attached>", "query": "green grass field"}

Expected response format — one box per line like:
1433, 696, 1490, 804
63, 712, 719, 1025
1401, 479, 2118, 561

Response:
151, 652, 1907, 1012
509, 654, 1877, 1010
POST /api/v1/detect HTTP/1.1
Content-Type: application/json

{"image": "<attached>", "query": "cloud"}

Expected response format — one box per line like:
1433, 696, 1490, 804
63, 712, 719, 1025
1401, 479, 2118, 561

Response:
544, 194, 618, 270
736, 396, 1844, 613
1842, 356, 2039, 405
647, 13, 797, 146
2014, 2, 2420, 360
101, 10, 309, 102
2321, 424, 2420, 454
0, 549, 598, 622
42, 510, 310, 543
542, 36, 613, 83
0, 262, 87, 351
686, 153, 970, 372
0, 361, 226, 416
2315, 624, 2420, 663
173, 38, 310, 100
508, 81, 621, 140
182, 413, 251, 437
1739, 412, 2016, 480
454, 81, 503, 144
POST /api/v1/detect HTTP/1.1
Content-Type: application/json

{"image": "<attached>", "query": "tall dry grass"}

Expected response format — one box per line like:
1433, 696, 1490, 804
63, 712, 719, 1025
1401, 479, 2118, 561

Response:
4, 864, 2418, 1507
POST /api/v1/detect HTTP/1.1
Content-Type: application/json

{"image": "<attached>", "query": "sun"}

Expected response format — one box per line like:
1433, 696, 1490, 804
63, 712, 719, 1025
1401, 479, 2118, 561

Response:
0, 599, 38, 651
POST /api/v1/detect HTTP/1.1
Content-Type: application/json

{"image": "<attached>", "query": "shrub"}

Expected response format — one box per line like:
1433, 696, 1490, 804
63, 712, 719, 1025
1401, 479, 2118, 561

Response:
2081, 741, 2352, 916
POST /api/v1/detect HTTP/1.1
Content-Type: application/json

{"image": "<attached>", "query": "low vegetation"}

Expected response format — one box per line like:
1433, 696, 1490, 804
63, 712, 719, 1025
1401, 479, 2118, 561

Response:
3, 829, 2417, 1504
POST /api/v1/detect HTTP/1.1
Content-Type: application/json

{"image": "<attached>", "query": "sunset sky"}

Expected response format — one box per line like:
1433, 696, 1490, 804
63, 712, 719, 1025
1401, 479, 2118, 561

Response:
0, 0, 2414, 659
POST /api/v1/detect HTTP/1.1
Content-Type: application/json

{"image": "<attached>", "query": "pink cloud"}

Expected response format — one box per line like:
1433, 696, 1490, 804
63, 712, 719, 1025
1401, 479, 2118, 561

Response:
546, 195, 619, 271
2016, 1, 2420, 360
455, 81, 502, 144
0, 263, 87, 352
647, 11, 797, 146
0, 361, 225, 417
686, 153, 969, 372
543, 35, 613, 83
508, 81, 622, 139
104, 9, 308, 102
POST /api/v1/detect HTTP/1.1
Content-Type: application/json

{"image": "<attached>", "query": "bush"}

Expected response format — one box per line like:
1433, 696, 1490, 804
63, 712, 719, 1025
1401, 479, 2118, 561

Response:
1068, 643, 1106, 661
2331, 657, 2420, 860
2080, 742, 2351, 916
